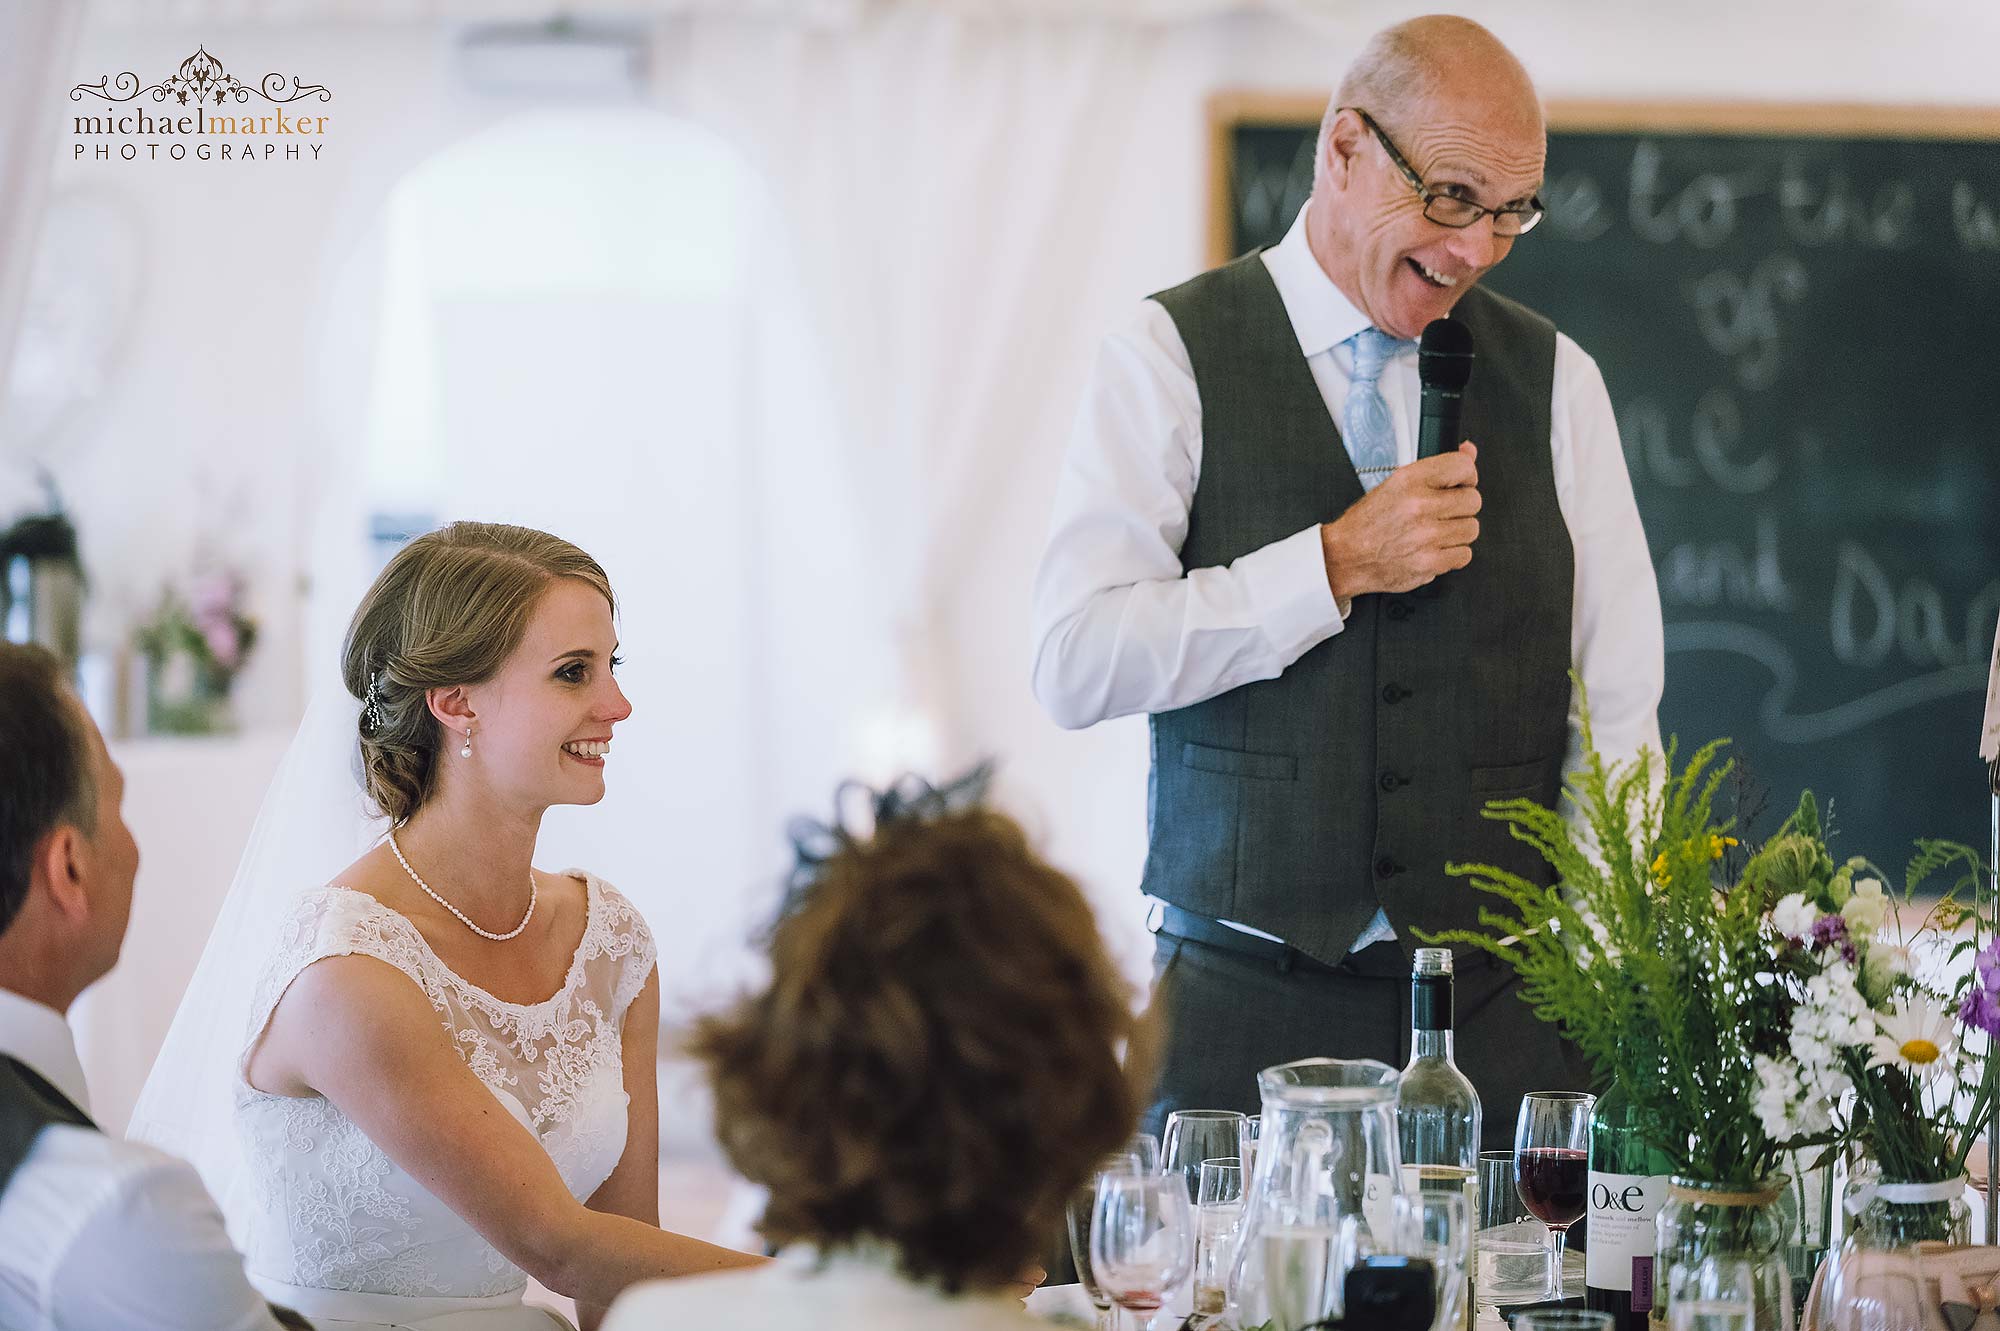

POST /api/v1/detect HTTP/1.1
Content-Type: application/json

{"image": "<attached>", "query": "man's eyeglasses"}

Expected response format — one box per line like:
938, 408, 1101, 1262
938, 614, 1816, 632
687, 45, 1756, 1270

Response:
1343, 107, 1545, 237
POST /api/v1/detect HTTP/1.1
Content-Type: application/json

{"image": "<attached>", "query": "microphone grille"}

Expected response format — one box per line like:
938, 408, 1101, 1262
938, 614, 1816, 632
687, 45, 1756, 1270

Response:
1418, 317, 1475, 390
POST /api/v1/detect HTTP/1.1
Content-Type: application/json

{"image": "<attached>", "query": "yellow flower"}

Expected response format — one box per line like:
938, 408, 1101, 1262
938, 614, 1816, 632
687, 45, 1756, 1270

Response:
1650, 850, 1669, 883
1707, 834, 1739, 861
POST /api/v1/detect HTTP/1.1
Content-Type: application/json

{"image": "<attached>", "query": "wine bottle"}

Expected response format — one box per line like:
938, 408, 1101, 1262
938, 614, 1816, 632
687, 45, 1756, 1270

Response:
1397, 947, 1480, 1330
1584, 1075, 1672, 1331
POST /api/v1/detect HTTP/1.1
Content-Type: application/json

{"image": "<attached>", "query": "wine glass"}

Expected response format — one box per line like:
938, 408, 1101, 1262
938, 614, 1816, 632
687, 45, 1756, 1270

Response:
1091, 1168, 1195, 1328
1069, 1151, 1148, 1330
1125, 1131, 1162, 1174
1390, 1189, 1471, 1331
1239, 1115, 1262, 1176
1514, 1091, 1594, 1300
1163, 1110, 1247, 1200
1191, 1157, 1245, 1323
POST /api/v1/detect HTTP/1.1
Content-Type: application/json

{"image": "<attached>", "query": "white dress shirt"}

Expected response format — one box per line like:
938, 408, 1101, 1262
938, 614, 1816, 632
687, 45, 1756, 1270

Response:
1031, 205, 1664, 946
0, 987, 283, 1331
603, 1243, 1051, 1331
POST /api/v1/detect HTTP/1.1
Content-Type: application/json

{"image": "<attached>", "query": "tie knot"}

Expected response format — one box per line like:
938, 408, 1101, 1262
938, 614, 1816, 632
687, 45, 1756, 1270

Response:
1348, 327, 1401, 383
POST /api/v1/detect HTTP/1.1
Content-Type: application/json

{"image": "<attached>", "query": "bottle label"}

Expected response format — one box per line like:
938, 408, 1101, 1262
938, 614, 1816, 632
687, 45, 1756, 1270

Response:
1585, 1170, 1666, 1295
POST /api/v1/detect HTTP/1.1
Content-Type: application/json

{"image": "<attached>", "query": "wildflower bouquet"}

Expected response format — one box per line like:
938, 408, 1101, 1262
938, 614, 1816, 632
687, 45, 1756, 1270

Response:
1420, 702, 1788, 1188
1746, 794, 1990, 1200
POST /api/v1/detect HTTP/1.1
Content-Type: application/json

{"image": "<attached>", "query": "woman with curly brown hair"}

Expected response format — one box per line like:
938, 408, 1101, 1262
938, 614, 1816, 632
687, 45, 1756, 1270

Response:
601, 774, 1144, 1330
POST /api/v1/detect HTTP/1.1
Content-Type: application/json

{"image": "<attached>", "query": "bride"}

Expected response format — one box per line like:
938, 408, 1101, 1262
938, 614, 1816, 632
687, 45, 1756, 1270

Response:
132, 522, 760, 1330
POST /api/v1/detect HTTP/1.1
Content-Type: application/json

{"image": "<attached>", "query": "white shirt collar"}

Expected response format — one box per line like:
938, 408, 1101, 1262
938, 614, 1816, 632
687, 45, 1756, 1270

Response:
1260, 203, 1379, 359
0, 987, 90, 1114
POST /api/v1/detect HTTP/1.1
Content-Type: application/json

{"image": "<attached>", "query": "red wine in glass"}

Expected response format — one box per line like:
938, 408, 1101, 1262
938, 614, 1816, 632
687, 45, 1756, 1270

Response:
1514, 1090, 1596, 1301
1515, 1146, 1588, 1227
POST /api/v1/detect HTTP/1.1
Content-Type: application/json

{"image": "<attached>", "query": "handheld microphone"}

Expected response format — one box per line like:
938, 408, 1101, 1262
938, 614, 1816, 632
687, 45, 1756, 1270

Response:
1416, 317, 1475, 459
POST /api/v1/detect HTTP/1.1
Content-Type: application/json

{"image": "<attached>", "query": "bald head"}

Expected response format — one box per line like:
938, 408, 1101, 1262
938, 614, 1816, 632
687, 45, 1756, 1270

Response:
1303, 15, 1548, 338
1327, 16, 1542, 159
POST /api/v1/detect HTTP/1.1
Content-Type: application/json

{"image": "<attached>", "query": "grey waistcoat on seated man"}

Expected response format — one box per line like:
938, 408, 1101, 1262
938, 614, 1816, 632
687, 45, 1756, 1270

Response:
1145, 252, 1573, 966
0, 1055, 93, 1196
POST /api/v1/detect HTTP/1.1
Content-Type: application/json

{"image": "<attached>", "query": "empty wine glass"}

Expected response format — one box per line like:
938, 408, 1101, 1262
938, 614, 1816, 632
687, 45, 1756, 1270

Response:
1069, 1150, 1149, 1330
1163, 1110, 1247, 1200
1125, 1131, 1162, 1174
1091, 1168, 1195, 1329
1239, 1115, 1262, 1176
1514, 1091, 1594, 1301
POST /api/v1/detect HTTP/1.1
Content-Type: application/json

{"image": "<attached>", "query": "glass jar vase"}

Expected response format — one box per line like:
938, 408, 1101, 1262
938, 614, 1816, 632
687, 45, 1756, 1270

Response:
1653, 1175, 1794, 1331
1811, 1177, 1971, 1331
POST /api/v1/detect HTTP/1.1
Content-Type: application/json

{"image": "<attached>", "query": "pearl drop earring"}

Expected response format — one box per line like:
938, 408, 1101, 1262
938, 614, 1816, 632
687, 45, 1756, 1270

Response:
460, 727, 473, 759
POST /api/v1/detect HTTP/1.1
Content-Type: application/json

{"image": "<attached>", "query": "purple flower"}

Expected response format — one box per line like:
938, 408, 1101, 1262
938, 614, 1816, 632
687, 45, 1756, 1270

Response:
188, 572, 237, 619
1978, 941, 2000, 994
1961, 986, 2000, 1039
1810, 912, 1858, 965
201, 618, 241, 671
1961, 939, 2000, 1038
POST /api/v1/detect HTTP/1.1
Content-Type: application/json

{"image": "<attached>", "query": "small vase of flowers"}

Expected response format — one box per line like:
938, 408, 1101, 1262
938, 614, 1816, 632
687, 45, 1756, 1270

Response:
134, 569, 257, 734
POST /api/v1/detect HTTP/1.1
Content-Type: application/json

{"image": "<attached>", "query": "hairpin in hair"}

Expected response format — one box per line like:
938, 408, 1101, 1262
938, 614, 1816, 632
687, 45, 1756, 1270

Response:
362, 668, 387, 734
778, 761, 995, 915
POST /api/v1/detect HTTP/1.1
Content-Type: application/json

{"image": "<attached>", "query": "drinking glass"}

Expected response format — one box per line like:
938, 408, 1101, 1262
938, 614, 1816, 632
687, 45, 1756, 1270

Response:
1667, 1254, 1757, 1331
1191, 1157, 1245, 1322
1125, 1131, 1162, 1174
1239, 1115, 1262, 1176
1476, 1150, 1527, 1229
1514, 1091, 1594, 1301
1163, 1110, 1247, 1200
1068, 1151, 1148, 1330
1513, 1312, 1613, 1331
1091, 1169, 1195, 1328
1391, 1189, 1472, 1331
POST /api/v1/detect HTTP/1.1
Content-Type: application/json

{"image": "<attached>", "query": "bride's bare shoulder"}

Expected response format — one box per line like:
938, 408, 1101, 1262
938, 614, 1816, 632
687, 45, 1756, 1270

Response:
323, 843, 419, 913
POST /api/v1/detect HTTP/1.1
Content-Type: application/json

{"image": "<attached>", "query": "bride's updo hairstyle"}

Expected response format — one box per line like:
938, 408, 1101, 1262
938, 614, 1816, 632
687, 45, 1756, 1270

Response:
341, 521, 615, 825
691, 770, 1143, 1293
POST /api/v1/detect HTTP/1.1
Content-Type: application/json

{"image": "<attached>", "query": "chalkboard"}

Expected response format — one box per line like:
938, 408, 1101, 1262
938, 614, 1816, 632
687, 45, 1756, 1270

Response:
1210, 96, 2000, 861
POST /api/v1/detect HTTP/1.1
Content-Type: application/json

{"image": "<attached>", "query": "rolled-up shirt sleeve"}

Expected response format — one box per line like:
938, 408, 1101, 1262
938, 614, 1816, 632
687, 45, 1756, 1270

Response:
1031, 300, 1344, 730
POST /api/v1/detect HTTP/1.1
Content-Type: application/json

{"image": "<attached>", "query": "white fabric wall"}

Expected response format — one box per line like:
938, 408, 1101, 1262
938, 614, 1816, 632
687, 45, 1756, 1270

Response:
16, 0, 2000, 1136
0, 1, 83, 447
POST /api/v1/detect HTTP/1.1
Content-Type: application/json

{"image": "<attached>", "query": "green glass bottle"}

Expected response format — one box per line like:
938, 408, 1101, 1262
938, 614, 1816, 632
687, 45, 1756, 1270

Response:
1585, 1076, 1673, 1331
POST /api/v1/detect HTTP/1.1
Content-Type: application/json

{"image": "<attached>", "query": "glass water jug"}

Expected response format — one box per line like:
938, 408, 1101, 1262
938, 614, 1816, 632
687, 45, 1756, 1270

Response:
1227, 1058, 1406, 1330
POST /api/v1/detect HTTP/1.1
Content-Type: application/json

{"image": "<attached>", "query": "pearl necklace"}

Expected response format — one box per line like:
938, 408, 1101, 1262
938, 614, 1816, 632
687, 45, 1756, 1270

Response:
386, 831, 537, 941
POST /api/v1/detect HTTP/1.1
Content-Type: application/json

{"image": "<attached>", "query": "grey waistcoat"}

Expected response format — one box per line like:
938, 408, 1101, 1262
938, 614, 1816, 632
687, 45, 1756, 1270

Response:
0, 1054, 93, 1201
1144, 252, 1574, 965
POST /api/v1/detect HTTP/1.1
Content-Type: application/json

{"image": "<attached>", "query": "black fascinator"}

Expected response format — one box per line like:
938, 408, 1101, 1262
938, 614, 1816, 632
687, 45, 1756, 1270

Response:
777, 761, 995, 919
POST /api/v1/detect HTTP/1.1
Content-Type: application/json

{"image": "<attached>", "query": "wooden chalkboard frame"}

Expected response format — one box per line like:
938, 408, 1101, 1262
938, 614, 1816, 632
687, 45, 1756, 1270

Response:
1206, 94, 2000, 266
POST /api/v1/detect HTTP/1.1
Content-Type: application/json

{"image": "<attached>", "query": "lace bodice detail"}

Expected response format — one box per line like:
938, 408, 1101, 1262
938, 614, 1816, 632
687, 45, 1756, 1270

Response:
235, 873, 656, 1300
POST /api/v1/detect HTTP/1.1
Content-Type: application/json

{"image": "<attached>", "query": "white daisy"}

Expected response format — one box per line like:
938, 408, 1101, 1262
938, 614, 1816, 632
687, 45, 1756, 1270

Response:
1866, 995, 1956, 1081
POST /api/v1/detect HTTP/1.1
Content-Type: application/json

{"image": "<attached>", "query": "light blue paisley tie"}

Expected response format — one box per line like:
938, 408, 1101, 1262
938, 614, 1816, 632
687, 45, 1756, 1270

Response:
1343, 327, 1403, 492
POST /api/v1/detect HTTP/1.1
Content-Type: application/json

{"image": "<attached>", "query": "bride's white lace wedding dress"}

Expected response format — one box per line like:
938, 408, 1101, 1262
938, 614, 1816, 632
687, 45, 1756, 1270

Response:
233, 871, 656, 1330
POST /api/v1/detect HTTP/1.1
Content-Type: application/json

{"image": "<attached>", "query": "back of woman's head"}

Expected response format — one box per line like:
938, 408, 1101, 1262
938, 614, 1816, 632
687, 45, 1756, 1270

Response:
691, 775, 1140, 1292
340, 521, 614, 825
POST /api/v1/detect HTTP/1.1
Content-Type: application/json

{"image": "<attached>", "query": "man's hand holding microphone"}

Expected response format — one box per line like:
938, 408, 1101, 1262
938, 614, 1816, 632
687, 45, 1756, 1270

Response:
1319, 314, 1481, 603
